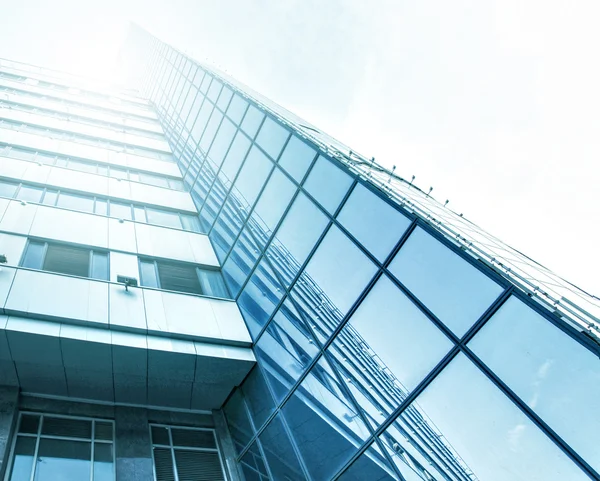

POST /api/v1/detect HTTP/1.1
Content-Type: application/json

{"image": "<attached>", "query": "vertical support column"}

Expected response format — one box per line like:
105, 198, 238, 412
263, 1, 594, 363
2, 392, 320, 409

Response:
115, 406, 154, 481
0, 386, 18, 480
213, 409, 242, 481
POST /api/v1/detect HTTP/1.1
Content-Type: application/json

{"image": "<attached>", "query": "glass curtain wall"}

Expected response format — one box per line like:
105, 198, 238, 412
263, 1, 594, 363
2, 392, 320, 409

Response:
133, 30, 600, 481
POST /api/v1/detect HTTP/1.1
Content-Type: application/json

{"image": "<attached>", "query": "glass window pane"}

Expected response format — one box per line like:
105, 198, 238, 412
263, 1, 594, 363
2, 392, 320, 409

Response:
91, 252, 109, 281
241, 105, 264, 139
180, 214, 202, 233
255, 117, 289, 160
34, 439, 91, 481
304, 156, 353, 214
282, 356, 369, 481
42, 190, 58, 206
250, 167, 296, 250
140, 172, 169, 188
338, 183, 411, 261
388, 227, 503, 337
227, 94, 248, 125
93, 443, 114, 481
21, 241, 45, 269
8, 436, 36, 481
258, 414, 306, 480
16, 185, 43, 203
216, 86, 233, 111
267, 192, 328, 288
199, 109, 223, 152
108, 201, 133, 220
237, 258, 284, 338
224, 390, 254, 454
278, 135, 316, 184
239, 442, 268, 481
207, 118, 236, 168
0, 180, 18, 198
242, 367, 277, 430
18, 414, 40, 434
326, 276, 453, 427
190, 100, 213, 143
146, 208, 181, 228
229, 145, 273, 214
57, 192, 95, 213
255, 298, 320, 402
133, 207, 146, 222
220, 131, 251, 185
139, 260, 159, 288
382, 353, 590, 481
299, 225, 378, 320
470, 296, 600, 473
94, 199, 108, 216
337, 443, 397, 481
197, 268, 229, 298
207, 78, 222, 102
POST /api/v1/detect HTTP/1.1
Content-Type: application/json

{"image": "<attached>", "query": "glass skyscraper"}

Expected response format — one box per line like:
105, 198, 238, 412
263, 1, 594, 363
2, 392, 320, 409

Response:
0, 23, 597, 481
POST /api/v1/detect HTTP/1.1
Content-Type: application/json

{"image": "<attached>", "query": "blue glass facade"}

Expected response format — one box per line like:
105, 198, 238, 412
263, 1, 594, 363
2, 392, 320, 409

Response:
125, 27, 600, 481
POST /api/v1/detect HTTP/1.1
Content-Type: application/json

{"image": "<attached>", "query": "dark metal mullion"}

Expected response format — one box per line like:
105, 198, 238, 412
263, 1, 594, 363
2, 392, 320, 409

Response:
235, 171, 362, 345
463, 346, 600, 480
204, 114, 268, 237
216, 132, 292, 269
330, 286, 514, 480
331, 346, 461, 481
186, 94, 238, 202
181, 94, 214, 180
186, 93, 249, 215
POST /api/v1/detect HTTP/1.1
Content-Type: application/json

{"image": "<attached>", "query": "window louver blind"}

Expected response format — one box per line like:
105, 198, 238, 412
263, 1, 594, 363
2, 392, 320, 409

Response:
171, 429, 216, 449
174, 450, 224, 481
153, 447, 176, 481
43, 244, 89, 277
41, 417, 92, 439
157, 262, 202, 294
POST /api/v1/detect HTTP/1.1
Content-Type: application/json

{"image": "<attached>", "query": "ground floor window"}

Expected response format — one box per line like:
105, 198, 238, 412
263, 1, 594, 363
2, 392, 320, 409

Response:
150, 424, 225, 481
7, 413, 114, 481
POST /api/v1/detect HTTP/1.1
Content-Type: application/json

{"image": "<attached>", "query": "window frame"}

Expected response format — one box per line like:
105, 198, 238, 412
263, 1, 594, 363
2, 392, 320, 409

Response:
19, 239, 110, 281
138, 257, 230, 299
5, 412, 116, 481
149, 424, 226, 481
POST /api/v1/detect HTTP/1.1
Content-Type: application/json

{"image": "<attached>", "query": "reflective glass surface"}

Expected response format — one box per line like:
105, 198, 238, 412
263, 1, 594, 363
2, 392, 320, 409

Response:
304, 155, 353, 214
337, 183, 412, 262
337, 443, 397, 481
282, 356, 369, 481
258, 414, 306, 480
227, 94, 248, 125
300, 225, 378, 320
34, 439, 91, 481
237, 258, 285, 339
250, 167, 296, 249
255, 116, 289, 160
241, 105, 265, 139
266, 192, 328, 288
255, 298, 320, 402
470, 296, 600, 472
389, 227, 504, 337
277, 135, 316, 183
388, 353, 589, 481
224, 390, 254, 454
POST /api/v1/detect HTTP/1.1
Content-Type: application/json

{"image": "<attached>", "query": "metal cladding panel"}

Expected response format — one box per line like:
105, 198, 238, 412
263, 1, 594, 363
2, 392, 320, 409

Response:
5, 270, 110, 326
30, 205, 109, 249
0, 316, 255, 409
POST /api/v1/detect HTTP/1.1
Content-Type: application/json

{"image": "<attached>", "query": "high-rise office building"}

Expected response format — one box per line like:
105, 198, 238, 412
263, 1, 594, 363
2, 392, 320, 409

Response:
0, 24, 598, 481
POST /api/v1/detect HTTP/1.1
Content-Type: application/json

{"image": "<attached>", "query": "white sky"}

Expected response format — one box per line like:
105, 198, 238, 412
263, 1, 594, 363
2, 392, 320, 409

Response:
1, 0, 598, 295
